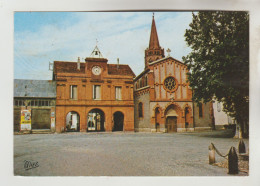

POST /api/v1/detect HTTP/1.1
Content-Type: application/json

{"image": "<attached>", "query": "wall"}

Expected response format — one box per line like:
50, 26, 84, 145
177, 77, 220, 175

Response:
134, 91, 150, 132
193, 102, 214, 130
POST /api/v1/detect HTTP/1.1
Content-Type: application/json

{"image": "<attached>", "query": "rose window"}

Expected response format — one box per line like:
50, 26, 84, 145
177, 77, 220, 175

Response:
163, 76, 178, 92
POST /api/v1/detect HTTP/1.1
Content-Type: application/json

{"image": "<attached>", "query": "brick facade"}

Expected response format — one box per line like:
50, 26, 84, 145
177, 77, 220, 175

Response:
53, 55, 135, 133
134, 15, 214, 133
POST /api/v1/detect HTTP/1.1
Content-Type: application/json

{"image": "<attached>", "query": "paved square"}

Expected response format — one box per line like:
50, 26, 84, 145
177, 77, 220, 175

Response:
14, 131, 249, 176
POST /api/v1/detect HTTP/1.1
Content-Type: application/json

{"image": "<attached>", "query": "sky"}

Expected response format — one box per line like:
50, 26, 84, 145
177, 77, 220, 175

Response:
14, 12, 193, 80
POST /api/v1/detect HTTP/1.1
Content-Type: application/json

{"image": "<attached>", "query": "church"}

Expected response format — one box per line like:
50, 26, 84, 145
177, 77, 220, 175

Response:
134, 15, 214, 132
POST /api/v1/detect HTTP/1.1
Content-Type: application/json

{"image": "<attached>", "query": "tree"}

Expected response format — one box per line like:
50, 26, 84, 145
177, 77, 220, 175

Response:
183, 11, 249, 138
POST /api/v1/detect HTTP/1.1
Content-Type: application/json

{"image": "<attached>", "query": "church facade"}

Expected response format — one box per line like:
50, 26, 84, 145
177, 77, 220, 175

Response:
134, 15, 214, 132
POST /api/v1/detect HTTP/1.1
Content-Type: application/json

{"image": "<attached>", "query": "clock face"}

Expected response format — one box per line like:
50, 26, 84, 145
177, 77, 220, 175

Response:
92, 66, 101, 75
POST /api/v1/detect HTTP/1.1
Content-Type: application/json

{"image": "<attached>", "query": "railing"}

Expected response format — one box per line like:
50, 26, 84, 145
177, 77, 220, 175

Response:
208, 139, 247, 174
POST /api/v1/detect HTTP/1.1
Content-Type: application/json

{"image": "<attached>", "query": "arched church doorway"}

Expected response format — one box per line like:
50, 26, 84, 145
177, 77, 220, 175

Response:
87, 109, 105, 132
66, 111, 80, 132
165, 105, 178, 133
166, 117, 177, 133
113, 111, 124, 131
155, 108, 161, 132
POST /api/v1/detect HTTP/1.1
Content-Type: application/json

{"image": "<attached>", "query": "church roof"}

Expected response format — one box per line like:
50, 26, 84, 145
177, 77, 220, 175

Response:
149, 14, 161, 50
149, 56, 185, 66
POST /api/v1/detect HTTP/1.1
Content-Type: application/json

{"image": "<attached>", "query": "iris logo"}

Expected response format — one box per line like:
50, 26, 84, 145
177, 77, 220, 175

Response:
24, 160, 39, 170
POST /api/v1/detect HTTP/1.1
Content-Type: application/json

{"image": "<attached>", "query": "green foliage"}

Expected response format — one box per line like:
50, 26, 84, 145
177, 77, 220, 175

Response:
183, 11, 249, 137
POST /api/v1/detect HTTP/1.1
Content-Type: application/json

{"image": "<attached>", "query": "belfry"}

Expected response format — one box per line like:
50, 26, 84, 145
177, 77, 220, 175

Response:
144, 14, 165, 69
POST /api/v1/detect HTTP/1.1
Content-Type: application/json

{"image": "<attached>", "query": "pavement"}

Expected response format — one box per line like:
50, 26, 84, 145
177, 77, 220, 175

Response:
13, 130, 249, 176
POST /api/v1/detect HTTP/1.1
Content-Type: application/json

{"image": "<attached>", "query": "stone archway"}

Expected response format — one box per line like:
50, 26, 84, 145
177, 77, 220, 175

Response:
164, 103, 182, 133
113, 111, 124, 131
66, 111, 80, 132
87, 109, 105, 132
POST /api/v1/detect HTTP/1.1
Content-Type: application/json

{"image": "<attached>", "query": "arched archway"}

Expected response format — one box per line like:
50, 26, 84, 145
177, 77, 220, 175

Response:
164, 104, 182, 133
87, 109, 105, 132
113, 111, 124, 131
66, 111, 80, 132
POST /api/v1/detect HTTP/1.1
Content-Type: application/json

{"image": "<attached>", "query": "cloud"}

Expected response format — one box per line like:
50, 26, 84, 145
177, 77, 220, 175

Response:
14, 12, 193, 79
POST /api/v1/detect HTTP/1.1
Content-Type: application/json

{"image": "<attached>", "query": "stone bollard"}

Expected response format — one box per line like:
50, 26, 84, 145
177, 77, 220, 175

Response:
209, 143, 215, 164
228, 146, 238, 174
238, 139, 246, 154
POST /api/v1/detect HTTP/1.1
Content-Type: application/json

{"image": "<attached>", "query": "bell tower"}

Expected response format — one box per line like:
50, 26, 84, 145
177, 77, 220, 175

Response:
145, 13, 165, 69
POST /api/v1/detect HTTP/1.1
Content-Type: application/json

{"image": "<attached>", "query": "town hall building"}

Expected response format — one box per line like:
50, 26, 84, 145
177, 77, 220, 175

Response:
53, 47, 135, 133
134, 15, 214, 132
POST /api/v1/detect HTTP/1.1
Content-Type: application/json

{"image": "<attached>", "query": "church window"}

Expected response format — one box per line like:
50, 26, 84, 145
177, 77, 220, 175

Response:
163, 76, 178, 92
138, 102, 143, 118
139, 79, 143, 88
144, 75, 148, 86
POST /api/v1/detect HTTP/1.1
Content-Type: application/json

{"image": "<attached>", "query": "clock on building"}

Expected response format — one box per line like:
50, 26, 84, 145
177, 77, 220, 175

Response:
92, 66, 101, 75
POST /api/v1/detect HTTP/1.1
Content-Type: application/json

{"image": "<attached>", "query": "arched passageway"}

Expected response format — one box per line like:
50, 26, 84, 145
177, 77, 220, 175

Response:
113, 111, 124, 131
66, 111, 80, 132
87, 109, 105, 132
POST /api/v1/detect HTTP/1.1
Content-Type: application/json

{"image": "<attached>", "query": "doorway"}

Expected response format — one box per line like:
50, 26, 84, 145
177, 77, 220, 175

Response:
87, 109, 105, 132
66, 111, 80, 132
166, 116, 177, 133
113, 111, 124, 131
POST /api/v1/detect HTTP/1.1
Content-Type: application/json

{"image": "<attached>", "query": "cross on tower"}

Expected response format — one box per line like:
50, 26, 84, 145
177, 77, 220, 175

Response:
166, 48, 171, 57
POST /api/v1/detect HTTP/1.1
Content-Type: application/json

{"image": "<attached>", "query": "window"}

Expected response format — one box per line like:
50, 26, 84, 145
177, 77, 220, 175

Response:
139, 79, 143, 88
115, 87, 122, 100
138, 102, 143, 118
93, 85, 101, 100
70, 85, 78, 100
163, 76, 177, 92
217, 102, 221, 112
144, 75, 148, 86
199, 103, 203, 118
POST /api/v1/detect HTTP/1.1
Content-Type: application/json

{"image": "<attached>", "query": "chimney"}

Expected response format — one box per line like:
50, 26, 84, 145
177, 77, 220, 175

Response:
117, 58, 119, 69
77, 57, 80, 70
